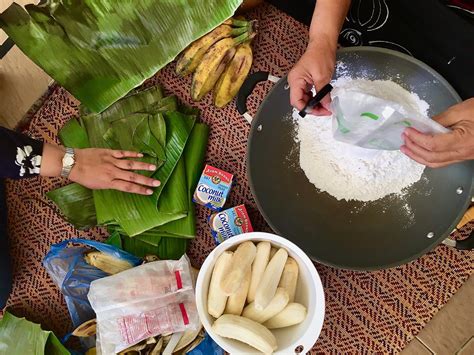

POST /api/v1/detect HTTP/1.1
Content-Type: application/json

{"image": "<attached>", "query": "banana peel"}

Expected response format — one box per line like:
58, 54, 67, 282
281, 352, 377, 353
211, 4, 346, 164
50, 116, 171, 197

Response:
84, 251, 134, 275
72, 318, 96, 337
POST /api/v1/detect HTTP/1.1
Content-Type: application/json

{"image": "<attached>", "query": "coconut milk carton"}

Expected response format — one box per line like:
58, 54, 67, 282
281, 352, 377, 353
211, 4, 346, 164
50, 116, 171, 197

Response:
193, 165, 233, 211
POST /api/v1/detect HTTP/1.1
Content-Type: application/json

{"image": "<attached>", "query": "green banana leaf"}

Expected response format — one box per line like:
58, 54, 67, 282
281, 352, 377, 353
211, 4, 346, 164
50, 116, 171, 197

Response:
120, 234, 188, 260
58, 118, 89, 149
84, 109, 195, 236
47, 183, 96, 229
0, 311, 69, 355
0, 0, 243, 112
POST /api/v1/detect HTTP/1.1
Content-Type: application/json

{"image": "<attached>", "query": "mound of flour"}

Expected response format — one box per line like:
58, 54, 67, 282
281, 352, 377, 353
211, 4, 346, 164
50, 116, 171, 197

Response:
297, 78, 427, 202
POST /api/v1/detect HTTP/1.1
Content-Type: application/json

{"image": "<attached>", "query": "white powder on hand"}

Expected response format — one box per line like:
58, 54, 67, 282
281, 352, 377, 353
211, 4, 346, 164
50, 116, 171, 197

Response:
296, 78, 427, 202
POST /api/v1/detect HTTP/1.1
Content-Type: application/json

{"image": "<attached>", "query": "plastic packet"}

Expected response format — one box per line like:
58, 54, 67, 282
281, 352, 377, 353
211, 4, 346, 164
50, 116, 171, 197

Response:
88, 255, 199, 355
331, 89, 449, 150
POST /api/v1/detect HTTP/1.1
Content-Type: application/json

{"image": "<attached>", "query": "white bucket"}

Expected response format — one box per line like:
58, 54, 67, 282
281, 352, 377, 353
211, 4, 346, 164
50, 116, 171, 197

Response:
196, 232, 325, 354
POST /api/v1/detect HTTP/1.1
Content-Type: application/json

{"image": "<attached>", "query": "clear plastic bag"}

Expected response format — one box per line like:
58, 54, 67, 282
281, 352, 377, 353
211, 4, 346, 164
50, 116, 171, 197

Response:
88, 255, 200, 355
331, 89, 449, 150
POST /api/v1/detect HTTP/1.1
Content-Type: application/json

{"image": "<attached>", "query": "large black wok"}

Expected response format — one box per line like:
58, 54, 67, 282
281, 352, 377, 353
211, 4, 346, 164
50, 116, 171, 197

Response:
238, 47, 473, 270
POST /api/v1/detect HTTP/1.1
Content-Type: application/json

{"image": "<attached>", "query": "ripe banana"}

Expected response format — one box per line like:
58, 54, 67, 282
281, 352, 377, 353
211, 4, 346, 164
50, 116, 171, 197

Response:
208, 251, 233, 318
84, 251, 133, 275
212, 314, 277, 354
278, 257, 299, 302
264, 302, 307, 329
191, 31, 252, 101
247, 241, 271, 303
254, 248, 288, 310
243, 287, 289, 323
214, 42, 253, 108
220, 241, 257, 295
176, 23, 248, 76
225, 266, 251, 315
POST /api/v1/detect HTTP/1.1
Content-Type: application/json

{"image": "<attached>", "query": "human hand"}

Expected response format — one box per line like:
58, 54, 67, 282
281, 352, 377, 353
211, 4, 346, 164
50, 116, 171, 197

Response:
287, 37, 336, 115
401, 98, 474, 168
69, 148, 161, 195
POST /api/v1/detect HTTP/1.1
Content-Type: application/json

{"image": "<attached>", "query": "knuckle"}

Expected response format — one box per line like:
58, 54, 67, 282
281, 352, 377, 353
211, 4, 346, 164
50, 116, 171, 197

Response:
128, 174, 136, 182
126, 160, 134, 170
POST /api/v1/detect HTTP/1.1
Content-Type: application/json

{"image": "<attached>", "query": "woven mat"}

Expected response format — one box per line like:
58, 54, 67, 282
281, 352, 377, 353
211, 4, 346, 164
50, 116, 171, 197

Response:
4, 4, 473, 354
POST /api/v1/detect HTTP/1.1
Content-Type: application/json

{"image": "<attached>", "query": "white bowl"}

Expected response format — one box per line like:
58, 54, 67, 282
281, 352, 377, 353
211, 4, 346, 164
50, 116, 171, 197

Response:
196, 232, 325, 354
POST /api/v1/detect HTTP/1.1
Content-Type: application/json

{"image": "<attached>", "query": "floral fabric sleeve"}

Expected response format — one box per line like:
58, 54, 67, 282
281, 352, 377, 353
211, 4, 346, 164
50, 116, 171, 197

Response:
0, 127, 44, 179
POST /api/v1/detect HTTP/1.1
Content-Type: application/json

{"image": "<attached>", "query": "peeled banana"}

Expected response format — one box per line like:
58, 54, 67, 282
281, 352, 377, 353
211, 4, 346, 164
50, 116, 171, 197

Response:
220, 241, 256, 295
191, 31, 253, 101
208, 251, 233, 318
255, 248, 288, 310
214, 41, 253, 107
264, 303, 307, 329
176, 23, 248, 76
247, 241, 271, 303
225, 266, 251, 315
212, 314, 277, 354
242, 287, 289, 323
83, 251, 133, 275
278, 257, 299, 302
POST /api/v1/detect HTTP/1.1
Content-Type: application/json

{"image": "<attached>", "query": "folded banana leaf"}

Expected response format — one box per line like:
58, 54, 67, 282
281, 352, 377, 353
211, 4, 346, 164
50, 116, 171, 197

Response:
47, 183, 96, 230
120, 235, 188, 260
0, 0, 242, 112
58, 118, 89, 149
0, 311, 69, 355
85, 109, 196, 236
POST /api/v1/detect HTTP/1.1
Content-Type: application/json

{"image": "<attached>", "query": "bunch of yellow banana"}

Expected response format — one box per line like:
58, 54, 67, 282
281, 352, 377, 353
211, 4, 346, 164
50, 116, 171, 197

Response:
176, 17, 256, 107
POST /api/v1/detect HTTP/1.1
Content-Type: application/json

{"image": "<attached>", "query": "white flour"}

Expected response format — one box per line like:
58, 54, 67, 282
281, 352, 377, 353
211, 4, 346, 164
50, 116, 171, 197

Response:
297, 78, 427, 202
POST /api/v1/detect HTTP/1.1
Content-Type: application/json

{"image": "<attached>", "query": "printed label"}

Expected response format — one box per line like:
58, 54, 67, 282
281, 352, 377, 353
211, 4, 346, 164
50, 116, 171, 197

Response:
210, 204, 253, 244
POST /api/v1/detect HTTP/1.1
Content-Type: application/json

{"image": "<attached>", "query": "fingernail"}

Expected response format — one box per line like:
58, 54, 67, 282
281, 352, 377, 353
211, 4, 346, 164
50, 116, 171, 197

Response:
146, 189, 153, 195
137, 153, 144, 158
149, 164, 156, 170
153, 180, 161, 187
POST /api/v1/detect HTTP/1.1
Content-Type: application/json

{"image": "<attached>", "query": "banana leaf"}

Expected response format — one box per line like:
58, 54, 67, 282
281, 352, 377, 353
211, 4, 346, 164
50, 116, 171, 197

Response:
47, 183, 96, 229
0, 0, 243, 112
128, 122, 208, 246
84, 110, 196, 236
0, 311, 69, 355
58, 118, 89, 149
120, 234, 188, 260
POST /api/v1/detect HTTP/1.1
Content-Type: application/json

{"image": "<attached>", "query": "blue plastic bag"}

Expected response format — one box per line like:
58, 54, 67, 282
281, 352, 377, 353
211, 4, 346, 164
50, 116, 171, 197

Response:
187, 332, 224, 355
43, 238, 141, 327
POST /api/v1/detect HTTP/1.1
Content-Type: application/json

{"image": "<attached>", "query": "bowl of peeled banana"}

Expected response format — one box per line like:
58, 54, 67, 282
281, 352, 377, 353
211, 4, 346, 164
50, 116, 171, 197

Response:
195, 232, 326, 354
176, 17, 257, 107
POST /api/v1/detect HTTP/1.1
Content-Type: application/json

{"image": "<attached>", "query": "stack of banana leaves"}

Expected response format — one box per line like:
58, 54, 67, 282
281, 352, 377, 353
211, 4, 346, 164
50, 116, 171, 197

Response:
48, 86, 209, 259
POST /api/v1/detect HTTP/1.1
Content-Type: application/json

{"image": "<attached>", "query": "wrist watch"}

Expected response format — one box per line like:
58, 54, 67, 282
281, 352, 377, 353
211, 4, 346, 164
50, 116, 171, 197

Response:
61, 147, 76, 178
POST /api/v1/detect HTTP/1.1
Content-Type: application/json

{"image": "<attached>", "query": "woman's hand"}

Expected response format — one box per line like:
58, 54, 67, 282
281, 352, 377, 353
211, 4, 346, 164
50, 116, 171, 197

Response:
287, 37, 336, 116
401, 98, 474, 167
69, 148, 161, 195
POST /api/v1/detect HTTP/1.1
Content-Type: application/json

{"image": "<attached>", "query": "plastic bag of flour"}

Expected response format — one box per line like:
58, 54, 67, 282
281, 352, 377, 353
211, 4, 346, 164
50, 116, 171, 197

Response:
331, 89, 449, 150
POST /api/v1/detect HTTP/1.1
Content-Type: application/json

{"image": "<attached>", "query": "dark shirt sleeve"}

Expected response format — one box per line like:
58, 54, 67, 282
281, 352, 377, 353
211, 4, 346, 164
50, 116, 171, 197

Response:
0, 127, 44, 179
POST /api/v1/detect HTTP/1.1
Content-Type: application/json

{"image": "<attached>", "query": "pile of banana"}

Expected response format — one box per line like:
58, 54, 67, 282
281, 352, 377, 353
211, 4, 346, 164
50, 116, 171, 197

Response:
176, 17, 257, 108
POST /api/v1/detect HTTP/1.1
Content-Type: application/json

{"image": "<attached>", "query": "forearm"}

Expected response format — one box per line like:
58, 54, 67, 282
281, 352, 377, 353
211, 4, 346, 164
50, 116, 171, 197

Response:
309, 0, 351, 50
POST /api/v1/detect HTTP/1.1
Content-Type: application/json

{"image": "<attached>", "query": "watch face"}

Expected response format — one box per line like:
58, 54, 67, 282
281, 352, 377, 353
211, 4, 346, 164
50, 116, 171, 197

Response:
64, 155, 74, 166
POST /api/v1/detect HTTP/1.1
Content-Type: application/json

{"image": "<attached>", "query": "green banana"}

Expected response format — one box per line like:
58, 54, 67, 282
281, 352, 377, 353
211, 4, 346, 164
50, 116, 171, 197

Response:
214, 41, 253, 108
176, 22, 248, 76
191, 32, 252, 101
